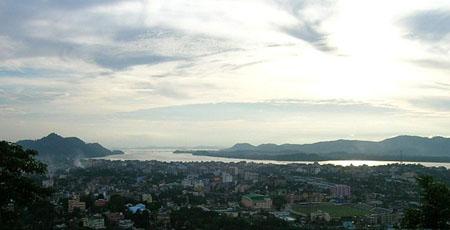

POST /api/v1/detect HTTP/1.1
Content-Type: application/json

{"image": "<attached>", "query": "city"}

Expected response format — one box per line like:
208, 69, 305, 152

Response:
30, 159, 449, 229
1, 0, 449, 229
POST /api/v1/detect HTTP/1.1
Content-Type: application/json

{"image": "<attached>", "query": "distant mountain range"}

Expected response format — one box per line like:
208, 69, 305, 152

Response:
175, 135, 450, 162
17, 133, 123, 168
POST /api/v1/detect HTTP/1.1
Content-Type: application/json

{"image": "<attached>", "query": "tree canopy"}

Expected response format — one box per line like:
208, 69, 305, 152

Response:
402, 175, 450, 229
0, 141, 51, 229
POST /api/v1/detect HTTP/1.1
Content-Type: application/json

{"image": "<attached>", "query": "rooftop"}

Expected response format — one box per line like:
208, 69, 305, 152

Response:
243, 194, 270, 201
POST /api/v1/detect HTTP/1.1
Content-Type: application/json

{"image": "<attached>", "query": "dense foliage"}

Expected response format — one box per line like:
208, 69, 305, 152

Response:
0, 141, 52, 229
170, 207, 296, 230
402, 175, 450, 229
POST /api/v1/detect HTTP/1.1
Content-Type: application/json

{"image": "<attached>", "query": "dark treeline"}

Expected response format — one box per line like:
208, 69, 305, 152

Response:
175, 150, 450, 163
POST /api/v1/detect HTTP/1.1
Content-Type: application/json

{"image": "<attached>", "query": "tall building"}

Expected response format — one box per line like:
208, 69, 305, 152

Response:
330, 184, 351, 198
222, 172, 233, 183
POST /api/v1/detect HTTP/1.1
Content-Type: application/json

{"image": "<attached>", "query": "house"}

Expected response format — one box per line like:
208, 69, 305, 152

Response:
84, 214, 105, 229
142, 194, 153, 203
94, 199, 108, 207
310, 210, 331, 222
118, 219, 133, 229
105, 212, 124, 226
68, 195, 86, 213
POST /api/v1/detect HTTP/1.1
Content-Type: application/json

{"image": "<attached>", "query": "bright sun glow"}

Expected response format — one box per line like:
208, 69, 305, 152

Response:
0, 0, 449, 146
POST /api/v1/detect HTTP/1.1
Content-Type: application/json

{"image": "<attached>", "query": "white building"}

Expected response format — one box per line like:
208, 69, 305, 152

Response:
222, 172, 233, 183
142, 194, 153, 203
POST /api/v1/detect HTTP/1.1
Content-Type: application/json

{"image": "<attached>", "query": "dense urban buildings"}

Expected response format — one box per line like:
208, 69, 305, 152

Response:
21, 158, 449, 229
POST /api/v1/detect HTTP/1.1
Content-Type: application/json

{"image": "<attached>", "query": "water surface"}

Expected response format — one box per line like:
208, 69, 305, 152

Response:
99, 148, 450, 169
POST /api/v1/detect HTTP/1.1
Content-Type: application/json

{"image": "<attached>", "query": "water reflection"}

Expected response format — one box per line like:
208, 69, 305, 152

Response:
98, 148, 450, 169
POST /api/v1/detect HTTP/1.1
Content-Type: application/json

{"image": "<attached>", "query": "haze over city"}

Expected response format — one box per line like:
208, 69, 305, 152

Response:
1, 0, 449, 148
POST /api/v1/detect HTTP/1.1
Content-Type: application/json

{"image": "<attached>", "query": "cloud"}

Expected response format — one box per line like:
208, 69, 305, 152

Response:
119, 100, 401, 121
402, 9, 450, 42
93, 53, 180, 70
410, 59, 450, 72
410, 97, 450, 112
0, 1, 184, 71
278, 0, 337, 52
399, 8, 450, 72
1, 0, 450, 146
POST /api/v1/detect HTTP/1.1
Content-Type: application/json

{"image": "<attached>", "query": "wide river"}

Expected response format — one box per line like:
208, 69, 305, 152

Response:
98, 148, 450, 169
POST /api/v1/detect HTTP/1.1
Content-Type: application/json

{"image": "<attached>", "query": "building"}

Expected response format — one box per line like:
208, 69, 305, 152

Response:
68, 195, 86, 213
230, 166, 239, 176
302, 192, 326, 202
42, 179, 54, 188
157, 211, 171, 225
142, 194, 153, 203
84, 214, 105, 229
331, 184, 351, 198
128, 203, 146, 214
236, 184, 251, 193
118, 219, 134, 229
310, 210, 331, 222
194, 180, 205, 192
244, 172, 259, 181
182, 178, 194, 187
94, 199, 108, 207
222, 172, 233, 183
241, 194, 272, 209
286, 193, 301, 204
105, 212, 124, 226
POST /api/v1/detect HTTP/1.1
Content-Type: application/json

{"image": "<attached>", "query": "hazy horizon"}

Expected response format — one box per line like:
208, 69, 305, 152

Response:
1, 0, 449, 148
10, 132, 450, 150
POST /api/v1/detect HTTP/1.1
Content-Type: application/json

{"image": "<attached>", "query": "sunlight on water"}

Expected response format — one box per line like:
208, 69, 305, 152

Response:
98, 148, 450, 169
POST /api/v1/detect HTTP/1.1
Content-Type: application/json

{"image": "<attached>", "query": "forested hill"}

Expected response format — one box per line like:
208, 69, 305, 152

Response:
17, 133, 123, 168
176, 135, 450, 162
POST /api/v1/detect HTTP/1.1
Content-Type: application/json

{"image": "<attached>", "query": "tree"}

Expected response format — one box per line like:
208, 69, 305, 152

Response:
133, 209, 151, 229
402, 175, 450, 229
272, 195, 287, 210
402, 208, 422, 229
108, 194, 126, 212
0, 141, 51, 229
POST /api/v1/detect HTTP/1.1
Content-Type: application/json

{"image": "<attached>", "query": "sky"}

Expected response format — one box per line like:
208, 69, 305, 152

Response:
0, 0, 449, 148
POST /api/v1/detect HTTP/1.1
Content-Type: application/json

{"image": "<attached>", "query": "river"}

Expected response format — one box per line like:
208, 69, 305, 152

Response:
98, 148, 450, 169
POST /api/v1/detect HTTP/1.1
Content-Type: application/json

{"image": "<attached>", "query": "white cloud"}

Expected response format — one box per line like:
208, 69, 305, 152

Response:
0, 0, 449, 146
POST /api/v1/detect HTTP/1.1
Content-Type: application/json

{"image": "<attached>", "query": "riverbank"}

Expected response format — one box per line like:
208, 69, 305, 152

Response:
174, 150, 450, 163
97, 148, 450, 169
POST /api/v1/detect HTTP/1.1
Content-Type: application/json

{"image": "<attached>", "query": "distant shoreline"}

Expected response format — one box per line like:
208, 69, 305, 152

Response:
173, 150, 450, 164
94, 148, 450, 169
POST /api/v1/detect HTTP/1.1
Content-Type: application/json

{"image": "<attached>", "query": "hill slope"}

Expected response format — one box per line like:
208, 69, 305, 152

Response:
17, 133, 123, 167
225, 135, 450, 157
177, 135, 450, 162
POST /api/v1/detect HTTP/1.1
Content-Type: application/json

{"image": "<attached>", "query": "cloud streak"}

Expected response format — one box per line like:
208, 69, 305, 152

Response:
120, 100, 401, 121
0, 0, 449, 146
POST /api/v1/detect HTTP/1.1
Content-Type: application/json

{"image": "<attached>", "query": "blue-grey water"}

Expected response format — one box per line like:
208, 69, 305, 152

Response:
99, 148, 450, 169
